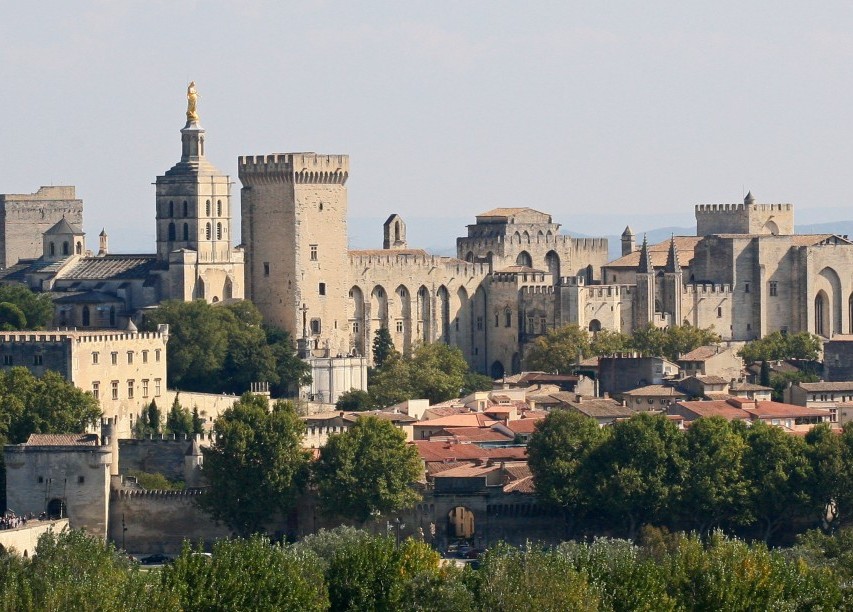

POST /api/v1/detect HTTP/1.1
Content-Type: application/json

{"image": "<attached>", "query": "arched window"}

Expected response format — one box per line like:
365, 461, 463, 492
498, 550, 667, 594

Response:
168, 223, 176, 241
217, 200, 222, 216
504, 309, 512, 328
168, 201, 174, 217
182, 223, 189, 241
49, 242, 55, 256
216, 222, 222, 240
82, 306, 90, 327
62, 241, 69, 255
815, 293, 827, 336
182, 201, 188, 217
205, 223, 211, 240
515, 251, 532, 267
206, 200, 211, 216
75, 242, 82, 255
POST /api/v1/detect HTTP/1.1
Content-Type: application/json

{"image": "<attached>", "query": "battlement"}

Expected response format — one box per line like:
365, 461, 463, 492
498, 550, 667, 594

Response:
695, 203, 793, 213
348, 252, 490, 277
119, 432, 214, 444
520, 285, 556, 295
683, 283, 732, 295
238, 153, 349, 185
0, 186, 78, 202
695, 199, 795, 236
458, 234, 607, 251
0, 329, 167, 344
113, 488, 207, 499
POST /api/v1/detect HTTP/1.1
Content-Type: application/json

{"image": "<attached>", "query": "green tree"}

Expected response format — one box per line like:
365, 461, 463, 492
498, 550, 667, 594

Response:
739, 331, 822, 364
460, 371, 493, 395
162, 536, 328, 611
200, 393, 311, 536
759, 360, 772, 387
524, 324, 590, 373
0, 285, 54, 329
0, 302, 27, 330
165, 395, 193, 437
679, 417, 750, 534
191, 406, 205, 435
335, 388, 372, 411
527, 410, 606, 534
372, 325, 396, 367
367, 352, 414, 408
583, 412, 686, 538
146, 399, 162, 435
804, 423, 847, 529
409, 343, 468, 403
741, 421, 812, 541
314, 416, 422, 522
630, 324, 668, 358
631, 323, 720, 361
589, 328, 632, 356
265, 325, 312, 394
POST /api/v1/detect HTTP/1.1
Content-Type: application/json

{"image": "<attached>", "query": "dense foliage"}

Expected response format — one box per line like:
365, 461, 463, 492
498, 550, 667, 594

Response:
313, 416, 423, 522
525, 323, 721, 372
141, 299, 310, 395
1, 527, 849, 611
738, 331, 823, 364
367, 341, 476, 408
529, 412, 853, 541
199, 393, 311, 536
0, 284, 54, 330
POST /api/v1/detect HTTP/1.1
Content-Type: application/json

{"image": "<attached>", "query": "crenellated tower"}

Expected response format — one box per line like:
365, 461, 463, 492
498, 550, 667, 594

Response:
239, 153, 350, 357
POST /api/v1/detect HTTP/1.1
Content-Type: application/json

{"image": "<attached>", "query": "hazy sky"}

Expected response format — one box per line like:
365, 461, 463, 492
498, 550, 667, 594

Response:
3, 2, 853, 252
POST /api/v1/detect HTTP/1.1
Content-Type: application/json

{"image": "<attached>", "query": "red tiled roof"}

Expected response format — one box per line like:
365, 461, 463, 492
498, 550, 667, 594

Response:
433, 464, 499, 478
503, 476, 535, 494
435, 427, 514, 443
606, 236, 700, 269
744, 402, 831, 419
672, 401, 750, 420
678, 345, 723, 361
25, 433, 99, 446
412, 441, 493, 462
486, 447, 528, 460
413, 413, 497, 428
505, 419, 542, 434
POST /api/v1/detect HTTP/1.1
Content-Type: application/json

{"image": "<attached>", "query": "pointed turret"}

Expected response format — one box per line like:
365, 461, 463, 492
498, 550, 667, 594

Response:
744, 191, 756, 205
621, 226, 635, 257
98, 228, 108, 256
664, 236, 680, 273
637, 235, 653, 274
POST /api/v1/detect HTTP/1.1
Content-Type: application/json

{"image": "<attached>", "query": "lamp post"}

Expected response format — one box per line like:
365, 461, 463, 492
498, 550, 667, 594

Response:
393, 517, 405, 547
121, 513, 127, 551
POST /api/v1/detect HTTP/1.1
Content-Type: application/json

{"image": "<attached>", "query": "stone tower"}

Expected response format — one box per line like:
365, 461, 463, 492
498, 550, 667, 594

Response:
662, 236, 682, 326
634, 236, 655, 329
42, 216, 85, 261
154, 88, 243, 302
239, 153, 351, 357
383, 214, 407, 250
621, 226, 635, 257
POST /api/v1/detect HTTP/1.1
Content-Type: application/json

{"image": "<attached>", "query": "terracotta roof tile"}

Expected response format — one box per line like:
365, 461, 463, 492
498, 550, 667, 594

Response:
606, 236, 700, 269
25, 433, 99, 446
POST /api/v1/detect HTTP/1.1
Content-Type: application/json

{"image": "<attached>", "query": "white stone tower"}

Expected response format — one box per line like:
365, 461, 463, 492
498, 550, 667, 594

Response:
154, 84, 243, 302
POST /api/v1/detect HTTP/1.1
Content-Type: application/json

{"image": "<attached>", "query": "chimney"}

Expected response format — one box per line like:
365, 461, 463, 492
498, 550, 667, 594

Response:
575, 394, 583, 403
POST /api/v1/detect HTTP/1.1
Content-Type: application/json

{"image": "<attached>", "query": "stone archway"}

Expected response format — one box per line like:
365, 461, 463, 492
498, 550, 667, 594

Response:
490, 360, 505, 379
47, 498, 66, 519
448, 506, 475, 539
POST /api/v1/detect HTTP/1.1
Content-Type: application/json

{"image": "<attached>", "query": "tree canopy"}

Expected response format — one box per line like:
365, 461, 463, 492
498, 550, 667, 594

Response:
0, 284, 54, 329
525, 324, 589, 373
141, 299, 310, 395
313, 416, 422, 522
738, 331, 822, 364
200, 393, 311, 536
371, 326, 395, 367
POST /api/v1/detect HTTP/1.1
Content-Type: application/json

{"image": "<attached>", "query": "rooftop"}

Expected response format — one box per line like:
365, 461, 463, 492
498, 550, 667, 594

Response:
605, 236, 700, 269
24, 433, 100, 446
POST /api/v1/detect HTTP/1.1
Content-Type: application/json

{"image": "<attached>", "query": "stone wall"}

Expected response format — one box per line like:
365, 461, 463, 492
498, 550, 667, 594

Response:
0, 519, 69, 557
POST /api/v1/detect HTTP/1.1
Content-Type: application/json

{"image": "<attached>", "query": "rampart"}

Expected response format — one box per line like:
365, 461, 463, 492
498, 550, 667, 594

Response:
238, 153, 349, 185
0, 519, 69, 557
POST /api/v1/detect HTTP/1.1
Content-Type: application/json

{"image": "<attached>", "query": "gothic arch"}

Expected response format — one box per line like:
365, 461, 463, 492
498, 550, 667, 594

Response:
371, 285, 388, 328
473, 286, 488, 372
516, 251, 533, 267
816, 266, 842, 337
196, 276, 206, 300
455, 286, 470, 357
417, 285, 431, 343
393, 285, 412, 354
815, 291, 829, 337
62, 241, 69, 255
490, 360, 505, 379
223, 277, 233, 301
522, 230, 530, 244
545, 250, 560, 284
465, 251, 474, 262
589, 319, 602, 333
436, 285, 450, 343
75, 241, 82, 255
764, 219, 780, 235
349, 286, 365, 355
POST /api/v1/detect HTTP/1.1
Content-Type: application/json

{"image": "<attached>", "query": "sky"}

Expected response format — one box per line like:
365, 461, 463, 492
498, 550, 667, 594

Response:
3, 2, 853, 253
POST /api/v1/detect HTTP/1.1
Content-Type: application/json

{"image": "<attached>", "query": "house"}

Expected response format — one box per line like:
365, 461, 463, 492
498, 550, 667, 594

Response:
784, 381, 853, 424
497, 371, 596, 395
621, 385, 687, 411
598, 355, 680, 397
677, 375, 729, 399
729, 381, 773, 402
557, 397, 636, 426
677, 345, 744, 381
669, 398, 832, 432
411, 413, 498, 441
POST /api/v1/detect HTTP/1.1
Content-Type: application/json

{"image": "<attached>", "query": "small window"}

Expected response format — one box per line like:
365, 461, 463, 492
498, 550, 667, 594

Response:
476, 316, 483, 331
263, 262, 270, 277
78, 476, 85, 484
142, 379, 149, 398
494, 313, 499, 327
155, 378, 162, 396
769, 281, 778, 296
92, 352, 99, 365
33, 355, 43, 366
744, 282, 750, 293
396, 320, 404, 333
319, 283, 326, 296
505, 310, 512, 328
37, 476, 43, 484
217, 200, 222, 216
205, 223, 211, 240
127, 380, 134, 399
142, 350, 148, 364
155, 349, 161, 362
217, 222, 222, 240
92, 381, 99, 400
168, 201, 174, 217
182, 201, 188, 217
310, 319, 321, 335
647, 398, 654, 404
310, 245, 318, 261
717, 307, 722, 318
206, 200, 211, 216
111, 381, 119, 400
540, 317, 547, 332
111, 352, 118, 365
127, 351, 133, 364
352, 322, 359, 334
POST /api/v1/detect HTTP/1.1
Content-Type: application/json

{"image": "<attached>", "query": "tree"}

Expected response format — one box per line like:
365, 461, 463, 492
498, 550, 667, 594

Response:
679, 417, 750, 534
631, 324, 720, 362
524, 324, 590, 373
589, 329, 632, 357
200, 394, 311, 536
527, 411, 606, 534
804, 423, 847, 529
191, 406, 205, 435
738, 331, 822, 365
759, 360, 772, 387
367, 353, 414, 408
741, 421, 812, 541
583, 412, 686, 538
165, 395, 193, 437
314, 416, 422, 522
409, 343, 468, 403
335, 388, 372, 411
0, 302, 27, 330
142, 300, 310, 395
0, 285, 54, 329
372, 326, 396, 367
460, 371, 493, 396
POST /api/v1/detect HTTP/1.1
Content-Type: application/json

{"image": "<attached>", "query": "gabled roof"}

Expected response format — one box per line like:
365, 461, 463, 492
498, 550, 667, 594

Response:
24, 433, 99, 446
623, 385, 687, 398
797, 381, 853, 392
413, 413, 497, 428
606, 236, 701, 269
412, 440, 493, 462
504, 418, 543, 434
564, 399, 636, 419
435, 427, 514, 443
61, 255, 159, 280
44, 217, 83, 236
678, 345, 724, 361
476, 207, 548, 218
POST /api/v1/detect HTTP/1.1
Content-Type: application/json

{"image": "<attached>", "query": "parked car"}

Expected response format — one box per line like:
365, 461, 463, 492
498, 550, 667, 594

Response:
140, 553, 170, 565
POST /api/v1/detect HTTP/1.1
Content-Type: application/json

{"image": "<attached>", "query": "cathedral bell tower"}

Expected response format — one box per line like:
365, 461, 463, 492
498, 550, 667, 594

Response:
154, 83, 243, 302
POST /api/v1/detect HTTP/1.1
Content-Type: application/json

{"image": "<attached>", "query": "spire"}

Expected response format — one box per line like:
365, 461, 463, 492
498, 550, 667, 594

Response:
622, 225, 634, 237
637, 235, 652, 274
744, 190, 755, 205
665, 235, 681, 273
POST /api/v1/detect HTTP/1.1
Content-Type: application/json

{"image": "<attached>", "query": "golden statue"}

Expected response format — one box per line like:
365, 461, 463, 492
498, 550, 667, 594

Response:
186, 81, 199, 122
